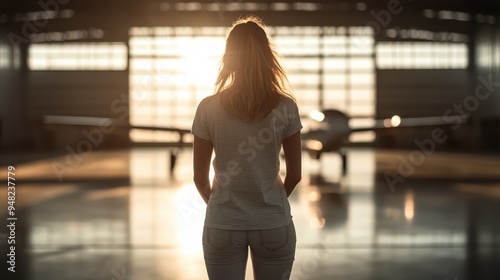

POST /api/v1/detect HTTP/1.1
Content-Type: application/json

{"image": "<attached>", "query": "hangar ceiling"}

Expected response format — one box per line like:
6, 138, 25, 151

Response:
1, 0, 499, 38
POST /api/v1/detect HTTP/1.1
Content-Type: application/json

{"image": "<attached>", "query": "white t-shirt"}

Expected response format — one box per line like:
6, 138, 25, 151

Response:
191, 94, 302, 230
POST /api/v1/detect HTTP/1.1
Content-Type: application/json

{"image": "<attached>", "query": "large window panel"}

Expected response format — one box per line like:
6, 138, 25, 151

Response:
323, 58, 347, 70
0, 44, 11, 69
129, 26, 376, 142
282, 57, 320, 71
376, 42, 469, 69
323, 36, 348, 55
324, 73, 347, 85
350, 104, 375, 117
351, 89, 374, 101
29, 43, 127, 70
348, 36, 374, 55
349, 74, 374, 87
323, 89, 348, 111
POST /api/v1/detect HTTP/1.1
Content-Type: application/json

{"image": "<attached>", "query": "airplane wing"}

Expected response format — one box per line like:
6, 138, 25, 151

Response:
43, 115, 191, 134
350, 115, 470, 132
301, 109, 470, 156
43, 115, 191, 173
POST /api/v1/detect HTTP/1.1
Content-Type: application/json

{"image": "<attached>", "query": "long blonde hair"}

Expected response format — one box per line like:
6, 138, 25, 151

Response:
215, 15, 295, 121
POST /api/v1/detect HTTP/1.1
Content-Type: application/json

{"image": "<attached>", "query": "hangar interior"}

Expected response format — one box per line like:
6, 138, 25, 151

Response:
0, 0, 500, 279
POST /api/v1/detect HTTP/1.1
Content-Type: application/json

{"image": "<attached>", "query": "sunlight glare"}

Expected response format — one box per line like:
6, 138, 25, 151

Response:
309, 109, 325, 122
404, 191, 415, 221
391, 115, 402, 127
176, 183, 206, 254
179, 38, 222, 87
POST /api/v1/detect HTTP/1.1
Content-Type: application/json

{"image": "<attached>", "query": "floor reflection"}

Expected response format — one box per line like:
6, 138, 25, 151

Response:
0, 147, 499, 279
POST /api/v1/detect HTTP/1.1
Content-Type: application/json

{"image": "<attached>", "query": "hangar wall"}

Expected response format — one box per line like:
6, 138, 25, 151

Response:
475, 21, 500, 152
0, 32, 27, 151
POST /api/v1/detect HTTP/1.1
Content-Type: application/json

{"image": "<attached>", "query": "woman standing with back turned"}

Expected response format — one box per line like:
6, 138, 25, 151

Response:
191, 15, 302, 280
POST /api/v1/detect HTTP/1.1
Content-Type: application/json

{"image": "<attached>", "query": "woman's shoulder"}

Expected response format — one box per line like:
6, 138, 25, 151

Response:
277, 95, 298, 108
198, 94, 219, 107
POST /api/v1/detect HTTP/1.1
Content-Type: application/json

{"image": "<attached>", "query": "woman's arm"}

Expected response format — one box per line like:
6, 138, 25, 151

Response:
193, 136, 213, 204
282, 131, 302, 197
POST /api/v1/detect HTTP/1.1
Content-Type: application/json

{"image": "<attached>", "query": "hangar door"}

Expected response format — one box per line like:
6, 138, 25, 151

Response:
129, 26, 375, 142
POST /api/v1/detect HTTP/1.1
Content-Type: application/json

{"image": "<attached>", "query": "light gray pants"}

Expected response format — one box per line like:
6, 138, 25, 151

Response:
202, 221, 296, 280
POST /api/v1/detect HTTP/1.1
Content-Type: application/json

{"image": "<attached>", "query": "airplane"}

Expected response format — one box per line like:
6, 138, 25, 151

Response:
43, 110, 468, 175
301, 109, 469, 174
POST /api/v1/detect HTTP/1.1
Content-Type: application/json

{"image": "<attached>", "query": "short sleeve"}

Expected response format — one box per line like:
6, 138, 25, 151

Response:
284, 100, 303, 138
191, 100, 211, 141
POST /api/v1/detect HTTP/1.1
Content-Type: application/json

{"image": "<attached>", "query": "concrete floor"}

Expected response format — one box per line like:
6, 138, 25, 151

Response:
0, 147, 499, 280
